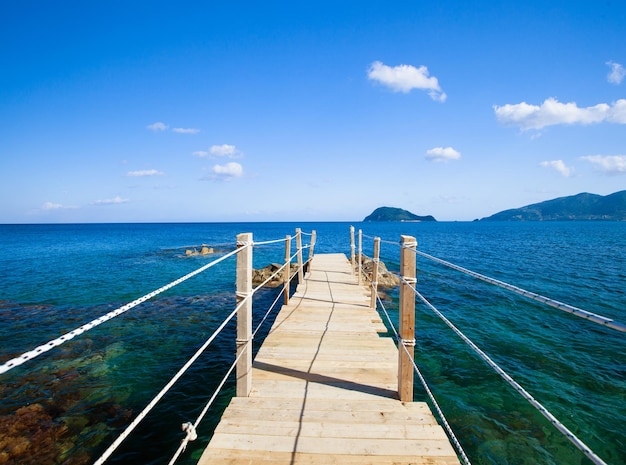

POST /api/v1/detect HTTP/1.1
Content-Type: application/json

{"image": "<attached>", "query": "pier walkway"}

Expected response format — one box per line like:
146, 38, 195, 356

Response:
198, 253, 461, 465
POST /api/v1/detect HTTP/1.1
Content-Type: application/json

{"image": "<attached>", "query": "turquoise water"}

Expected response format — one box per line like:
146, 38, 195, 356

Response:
0, 222, 624, 464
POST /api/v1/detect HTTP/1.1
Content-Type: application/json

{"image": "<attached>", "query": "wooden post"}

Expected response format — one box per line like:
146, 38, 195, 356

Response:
295, 228, 304, 282
398, 235, 417, 402
284, 235, 291, 305
357, 229, 362, 285
370, 237, 380, 309
308, 230, 316, 264
236, 232, 253, 397
349, 226, 355, 274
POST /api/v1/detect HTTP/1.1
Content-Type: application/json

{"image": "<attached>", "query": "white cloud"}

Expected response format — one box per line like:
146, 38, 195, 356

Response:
92, 196, 129, 205
494, 98, 626, 130
126, 169, 164, 177
607, 61, 625, 85
540, 160, 573, 177
194, 144, 242, 158
212, 162, 243, 180
580, 155, 626, 175
147, 122, 168, 131
41, 201, 76, 210
367, 61, 446, 102
211, 144, 238, 157
172, 127, 200, 134
425, 147, 461, 162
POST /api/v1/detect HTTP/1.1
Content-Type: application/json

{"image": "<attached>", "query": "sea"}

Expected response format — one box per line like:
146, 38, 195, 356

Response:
0, 221, 624, 465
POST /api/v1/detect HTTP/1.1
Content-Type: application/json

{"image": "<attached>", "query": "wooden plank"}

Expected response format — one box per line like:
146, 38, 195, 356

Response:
197, 253, 461, 465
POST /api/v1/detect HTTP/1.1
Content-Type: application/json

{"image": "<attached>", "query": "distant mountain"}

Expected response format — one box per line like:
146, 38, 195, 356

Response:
479, 191, 626, 221
364, 207, 437, 222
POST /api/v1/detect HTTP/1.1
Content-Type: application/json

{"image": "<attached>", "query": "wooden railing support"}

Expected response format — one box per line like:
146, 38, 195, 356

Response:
308, 230, 316, 264
398, 235, 417, 402
296, 228, 304, 283
284, 235, 291, 305
349, 226, 355, 274
357, 229, 362, 285
236, 232, 253, 397
370, 237, 380, 309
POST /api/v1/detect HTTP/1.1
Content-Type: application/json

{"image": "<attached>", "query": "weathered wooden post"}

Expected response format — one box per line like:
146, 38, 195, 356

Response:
236, 232, 253, 397
295, 228, 304, 283
349, 226, 355, 274
370, 237, 380, 309
308, 230, 316, 264
284, 235, 291, 305
357, 229, 362, 285
398, 235, 417, 402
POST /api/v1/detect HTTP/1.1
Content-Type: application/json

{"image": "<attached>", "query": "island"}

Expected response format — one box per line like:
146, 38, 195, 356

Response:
479, 190, 626, 221
364, 207, 437, 222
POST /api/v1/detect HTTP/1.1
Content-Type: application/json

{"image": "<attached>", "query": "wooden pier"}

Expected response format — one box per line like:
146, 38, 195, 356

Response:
198, 252, 461, 465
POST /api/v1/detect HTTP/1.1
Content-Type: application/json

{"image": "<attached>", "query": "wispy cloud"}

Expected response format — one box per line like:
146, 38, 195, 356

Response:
580, 155, 626, 175
147, 121, 168, 131
147, 122, 200, 134
194, 144, 242, 158
540, 160, 573, 177
425, 146, 461, 162
211, 162, 243, 180
606, 61, 625, 85
41, 201, 77, 210
494, 98, 626, 130
367, 61, 446, 102
126, 169, 164, 177
92, 196, 129, 205
172, 127, 200, 134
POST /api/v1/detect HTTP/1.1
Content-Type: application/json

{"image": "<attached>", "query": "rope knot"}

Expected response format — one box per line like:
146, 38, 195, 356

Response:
400, 338, 416, 347
236, 240, 253, 247
182, 421, 197, 441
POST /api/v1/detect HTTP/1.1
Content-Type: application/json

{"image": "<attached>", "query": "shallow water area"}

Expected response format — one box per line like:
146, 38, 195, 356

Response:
0, 222, 624, 465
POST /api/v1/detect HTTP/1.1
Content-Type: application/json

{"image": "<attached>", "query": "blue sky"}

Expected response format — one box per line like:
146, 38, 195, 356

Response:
1, 1, 624, 223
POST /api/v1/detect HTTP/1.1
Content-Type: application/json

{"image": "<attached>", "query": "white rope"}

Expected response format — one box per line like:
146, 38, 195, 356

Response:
412, 249, 626, 333
401, 276, 609, 465
0, 246, 246, 375
167, 335, 246, 465
253, 237, 289, 246
169, 274, 289, 464
92, 289, 249, 465
397, 338, 472, 465
370, 285, 471, 465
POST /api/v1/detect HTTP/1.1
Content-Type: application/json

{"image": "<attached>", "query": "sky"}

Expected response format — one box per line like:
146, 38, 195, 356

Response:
1, 0, 625, 223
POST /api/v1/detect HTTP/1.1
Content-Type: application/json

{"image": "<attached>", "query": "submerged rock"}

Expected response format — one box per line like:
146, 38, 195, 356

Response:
185, 245, 215, 256
253, 263, 301, 287
356, 254, 400, 288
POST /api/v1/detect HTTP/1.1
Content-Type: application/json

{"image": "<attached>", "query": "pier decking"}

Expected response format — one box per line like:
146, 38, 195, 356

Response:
198, 253, 461, 465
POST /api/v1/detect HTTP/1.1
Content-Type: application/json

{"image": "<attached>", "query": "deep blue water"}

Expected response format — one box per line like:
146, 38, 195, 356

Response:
0, 222, 624, 465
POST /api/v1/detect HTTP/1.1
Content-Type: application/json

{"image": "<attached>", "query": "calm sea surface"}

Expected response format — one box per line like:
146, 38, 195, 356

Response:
0, 222, 624, 465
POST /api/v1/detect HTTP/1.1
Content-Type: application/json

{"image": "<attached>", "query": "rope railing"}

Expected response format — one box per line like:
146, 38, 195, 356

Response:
357, 227, 624, 333
2, 227, 314, 465
411, 248, 626, 333
362, 261, 472, 465
168, 269, 296, 464
1, 230, 317, 377
92, 229, 313, 464
0, 246, 245, 375
354, 227, 615, 465
400, 275, 609, 465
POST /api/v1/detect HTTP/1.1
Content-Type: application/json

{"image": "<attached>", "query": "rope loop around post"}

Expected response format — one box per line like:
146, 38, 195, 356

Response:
398, 235, 417, 402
